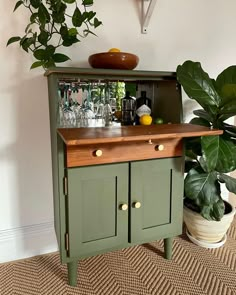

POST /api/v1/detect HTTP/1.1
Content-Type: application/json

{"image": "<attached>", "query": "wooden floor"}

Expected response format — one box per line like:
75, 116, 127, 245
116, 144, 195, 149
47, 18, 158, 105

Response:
0, 219, 236, 294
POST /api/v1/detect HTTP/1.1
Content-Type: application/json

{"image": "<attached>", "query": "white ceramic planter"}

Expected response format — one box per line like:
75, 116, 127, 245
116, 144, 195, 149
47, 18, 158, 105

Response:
183, 201, 235, 247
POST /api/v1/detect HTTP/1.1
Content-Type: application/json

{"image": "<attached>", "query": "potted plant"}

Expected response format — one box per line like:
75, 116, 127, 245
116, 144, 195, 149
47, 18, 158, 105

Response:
7, 0, 102, 70
176, 60, 236, 248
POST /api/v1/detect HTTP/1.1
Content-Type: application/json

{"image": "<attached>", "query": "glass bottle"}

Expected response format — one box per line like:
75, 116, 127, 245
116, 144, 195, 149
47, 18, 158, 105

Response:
135, 91, 152, 125
121, 91, 136, 125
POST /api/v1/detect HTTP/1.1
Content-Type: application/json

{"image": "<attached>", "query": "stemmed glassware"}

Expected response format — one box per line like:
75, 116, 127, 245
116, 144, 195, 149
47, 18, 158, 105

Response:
57, 80, 124, 128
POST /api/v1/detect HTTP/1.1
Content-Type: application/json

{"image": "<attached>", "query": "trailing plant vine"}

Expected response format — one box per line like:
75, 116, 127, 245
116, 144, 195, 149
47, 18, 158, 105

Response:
7, 0, 102, 69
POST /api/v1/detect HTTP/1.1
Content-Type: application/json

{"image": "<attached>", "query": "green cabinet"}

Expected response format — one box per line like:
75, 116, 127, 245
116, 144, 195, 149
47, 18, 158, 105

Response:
65, 157, 183, 262
45, 67, 219, 286
67, 163, 129, 258
130, 158, 183, 244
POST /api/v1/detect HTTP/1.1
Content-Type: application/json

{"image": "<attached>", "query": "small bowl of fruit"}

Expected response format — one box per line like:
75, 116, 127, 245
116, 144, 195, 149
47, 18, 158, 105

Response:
88, 48, 139, 70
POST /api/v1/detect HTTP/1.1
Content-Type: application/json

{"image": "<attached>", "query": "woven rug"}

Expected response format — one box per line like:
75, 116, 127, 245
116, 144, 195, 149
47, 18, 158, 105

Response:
0, 219, 236, 295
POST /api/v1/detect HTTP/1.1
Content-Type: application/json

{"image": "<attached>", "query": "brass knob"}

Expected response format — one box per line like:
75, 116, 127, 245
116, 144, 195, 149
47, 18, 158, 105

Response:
120, 204, 128, 211
94, 149, 103, 157
133, 202, 141, 209
148, 139, 153, 145
155, 144, 164, 151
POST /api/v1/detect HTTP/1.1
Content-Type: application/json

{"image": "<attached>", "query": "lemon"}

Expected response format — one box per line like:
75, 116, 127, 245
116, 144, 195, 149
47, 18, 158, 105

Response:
108, 48, 121, 52
139, 114, 152, 125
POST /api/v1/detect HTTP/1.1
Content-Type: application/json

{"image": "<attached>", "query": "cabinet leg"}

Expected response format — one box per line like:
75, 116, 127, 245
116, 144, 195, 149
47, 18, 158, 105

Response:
67, 261, 78, 287
164, 237, 173, 260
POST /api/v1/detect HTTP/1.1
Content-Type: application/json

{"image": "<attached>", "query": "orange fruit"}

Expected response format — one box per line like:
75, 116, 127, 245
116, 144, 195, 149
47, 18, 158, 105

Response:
108, 48, 121, 52
139, 114, 152, 125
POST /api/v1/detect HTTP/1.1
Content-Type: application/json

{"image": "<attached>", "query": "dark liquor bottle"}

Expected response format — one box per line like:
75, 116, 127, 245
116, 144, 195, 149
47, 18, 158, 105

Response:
121, 91, 136, 125
135, 91, 152, 125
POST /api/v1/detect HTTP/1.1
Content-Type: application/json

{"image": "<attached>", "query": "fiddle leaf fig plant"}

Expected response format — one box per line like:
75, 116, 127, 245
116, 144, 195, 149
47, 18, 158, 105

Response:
7, 0, 102, 69
177, 60, 236, 221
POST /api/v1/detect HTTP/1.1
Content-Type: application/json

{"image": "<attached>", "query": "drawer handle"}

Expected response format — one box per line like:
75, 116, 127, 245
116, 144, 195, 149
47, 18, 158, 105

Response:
133, 202, 141, 209
94, 149, 103, 157
155, 144, 164, 151
120, 204, 128, 211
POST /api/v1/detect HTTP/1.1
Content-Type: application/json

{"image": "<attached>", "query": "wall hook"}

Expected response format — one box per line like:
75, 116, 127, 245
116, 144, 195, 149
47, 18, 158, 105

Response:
142, 0, 158, 34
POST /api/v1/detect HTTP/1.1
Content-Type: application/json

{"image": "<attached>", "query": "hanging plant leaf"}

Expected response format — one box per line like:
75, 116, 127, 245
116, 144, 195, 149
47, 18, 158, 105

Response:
63, 0, 76, 3
68, 28, 78, 36
83, 29, 97, 37
38, 3, 50, 24
82, 0, 94, 6
33, 49, 46, 60
30, 61, 44, 69
53, 53, 70, 63
86, 11, 96, 21
44, 45, 55, 59
13, 0, 23, 11
30, 13, 38, 23
30, 0, 40, 9
38, 30, 49, 45
94, 17, 102, 28
6, 36, 21, 46
72, 7, 83, 27
52, 3, 66, 23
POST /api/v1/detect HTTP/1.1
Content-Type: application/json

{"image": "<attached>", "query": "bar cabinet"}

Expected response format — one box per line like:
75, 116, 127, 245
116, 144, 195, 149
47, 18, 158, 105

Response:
45, 67, 221, 286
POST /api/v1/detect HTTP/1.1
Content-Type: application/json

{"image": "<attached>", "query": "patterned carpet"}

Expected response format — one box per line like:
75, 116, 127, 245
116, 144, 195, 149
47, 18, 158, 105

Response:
0, 219, 236, 295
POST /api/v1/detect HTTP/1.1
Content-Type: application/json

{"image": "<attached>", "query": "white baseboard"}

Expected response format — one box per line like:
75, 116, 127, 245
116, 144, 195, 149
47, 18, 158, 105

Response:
0, 221, 58, 263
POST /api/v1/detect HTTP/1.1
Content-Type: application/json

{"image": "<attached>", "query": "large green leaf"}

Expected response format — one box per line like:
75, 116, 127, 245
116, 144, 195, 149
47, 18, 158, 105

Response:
218, 173, 236, 194
189, 117, 211, 127
219, 98, 236, 118
216, 65, 236, 105
176, 61, 221, 114
193, 109, 213, 123
223, 123, 236, 138
201, 135, 236, 173
201, 199, 225, 221
184, 168, 223, 220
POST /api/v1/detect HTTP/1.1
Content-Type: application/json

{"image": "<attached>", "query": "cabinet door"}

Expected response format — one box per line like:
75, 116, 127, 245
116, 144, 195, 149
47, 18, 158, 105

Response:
67, 163, 128, 258
130, 157, 183, 243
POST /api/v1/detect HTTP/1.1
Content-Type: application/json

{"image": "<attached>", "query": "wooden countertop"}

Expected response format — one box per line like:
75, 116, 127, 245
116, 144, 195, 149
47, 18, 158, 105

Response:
57, 124, 223, 146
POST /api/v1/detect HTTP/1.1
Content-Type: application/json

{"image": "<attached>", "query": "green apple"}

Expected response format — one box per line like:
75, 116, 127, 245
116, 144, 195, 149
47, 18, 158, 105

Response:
154, 117, 164, 124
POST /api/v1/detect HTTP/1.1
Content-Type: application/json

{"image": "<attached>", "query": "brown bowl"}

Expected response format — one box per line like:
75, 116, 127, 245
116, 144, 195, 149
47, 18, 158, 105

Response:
88, 52, 139, 70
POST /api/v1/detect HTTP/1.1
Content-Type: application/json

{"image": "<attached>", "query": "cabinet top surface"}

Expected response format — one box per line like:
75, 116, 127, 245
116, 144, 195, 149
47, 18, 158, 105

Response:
44, 67, 176, 80
57, 124, 222, 146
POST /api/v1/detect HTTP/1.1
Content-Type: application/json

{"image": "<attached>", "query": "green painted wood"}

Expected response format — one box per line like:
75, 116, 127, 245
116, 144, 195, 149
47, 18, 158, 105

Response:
67, 261, 78, 286
67, 163, 129, 258
130, 157, 184, 243
44, 67, 177, 81
164, 237, 173, 259
47, 75, 69, 263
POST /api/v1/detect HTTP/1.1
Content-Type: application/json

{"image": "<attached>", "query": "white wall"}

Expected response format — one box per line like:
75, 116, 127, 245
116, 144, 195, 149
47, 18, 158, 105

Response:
1, 0, 236, 262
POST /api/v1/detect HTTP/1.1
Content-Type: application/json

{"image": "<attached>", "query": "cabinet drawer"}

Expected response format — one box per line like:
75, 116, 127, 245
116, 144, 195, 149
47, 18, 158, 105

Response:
65, 138, 183, 167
